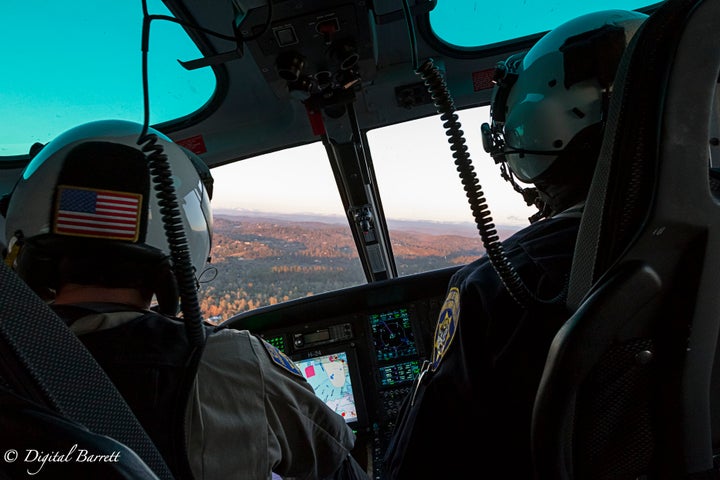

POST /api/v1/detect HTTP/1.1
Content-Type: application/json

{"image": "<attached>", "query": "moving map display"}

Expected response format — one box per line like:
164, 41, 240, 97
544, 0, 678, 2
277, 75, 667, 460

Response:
295, 351, 358, 423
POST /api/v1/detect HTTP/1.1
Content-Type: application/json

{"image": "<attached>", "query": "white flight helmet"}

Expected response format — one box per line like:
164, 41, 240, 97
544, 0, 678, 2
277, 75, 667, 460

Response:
483, 9, 648, 184
3, 120, 213, 309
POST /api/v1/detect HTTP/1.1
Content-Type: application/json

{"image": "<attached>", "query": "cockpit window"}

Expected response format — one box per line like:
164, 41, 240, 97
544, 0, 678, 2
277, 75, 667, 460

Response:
429, 0, 659, 48
367, 106, 536, 277
200, 143, 366, 322
0, 0, 216, 157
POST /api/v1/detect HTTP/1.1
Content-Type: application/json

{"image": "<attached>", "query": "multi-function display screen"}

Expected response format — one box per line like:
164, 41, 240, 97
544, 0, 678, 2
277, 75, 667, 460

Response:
369, 308, 418, 361
294, 351, 359, 423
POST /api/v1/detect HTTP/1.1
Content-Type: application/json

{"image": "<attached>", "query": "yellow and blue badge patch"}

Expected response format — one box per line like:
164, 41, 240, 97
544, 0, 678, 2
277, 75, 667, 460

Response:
261, 339, 304, 378
430, 287, 460, 371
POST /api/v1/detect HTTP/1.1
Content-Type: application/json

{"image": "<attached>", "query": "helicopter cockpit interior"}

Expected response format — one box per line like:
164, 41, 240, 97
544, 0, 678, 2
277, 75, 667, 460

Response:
6, 0, 718, 479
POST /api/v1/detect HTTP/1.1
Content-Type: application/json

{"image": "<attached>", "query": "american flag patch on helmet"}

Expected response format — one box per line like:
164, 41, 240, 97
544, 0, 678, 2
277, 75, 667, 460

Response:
53, 186, 141, 241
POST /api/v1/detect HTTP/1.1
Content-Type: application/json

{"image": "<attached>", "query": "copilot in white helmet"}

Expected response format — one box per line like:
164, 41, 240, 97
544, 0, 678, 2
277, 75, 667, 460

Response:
482, 9, 648, 219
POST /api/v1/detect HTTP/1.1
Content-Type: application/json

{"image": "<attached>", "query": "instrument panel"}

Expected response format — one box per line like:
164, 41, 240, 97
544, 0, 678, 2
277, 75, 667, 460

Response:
224, 266, 456, 478
224, 266, 460, 480
255, 303, 438, 478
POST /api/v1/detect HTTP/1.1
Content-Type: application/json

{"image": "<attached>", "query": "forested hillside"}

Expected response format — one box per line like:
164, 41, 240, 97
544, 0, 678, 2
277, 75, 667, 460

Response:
197, 214, 517, 322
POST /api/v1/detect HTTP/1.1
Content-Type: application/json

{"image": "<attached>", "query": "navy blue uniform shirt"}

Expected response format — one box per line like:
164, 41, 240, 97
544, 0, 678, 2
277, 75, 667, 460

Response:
383, 212, 580, 479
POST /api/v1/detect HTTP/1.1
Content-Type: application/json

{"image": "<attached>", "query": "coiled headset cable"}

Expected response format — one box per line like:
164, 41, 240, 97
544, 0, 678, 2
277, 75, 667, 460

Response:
138, 0, 206, 347
401, 1, 537, 309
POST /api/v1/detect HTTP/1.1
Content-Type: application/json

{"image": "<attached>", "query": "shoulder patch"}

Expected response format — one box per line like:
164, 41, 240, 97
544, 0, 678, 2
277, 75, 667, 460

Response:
430, 287, 460, 371
260, 339, 304, 378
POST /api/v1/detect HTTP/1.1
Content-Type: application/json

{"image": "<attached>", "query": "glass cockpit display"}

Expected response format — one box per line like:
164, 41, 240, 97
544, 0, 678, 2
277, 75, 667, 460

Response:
369, 308, 417, 361
294, 351, 358, 423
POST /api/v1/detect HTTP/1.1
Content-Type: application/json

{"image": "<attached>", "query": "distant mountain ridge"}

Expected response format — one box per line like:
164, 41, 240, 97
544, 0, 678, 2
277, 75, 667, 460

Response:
212, 208, 523, 239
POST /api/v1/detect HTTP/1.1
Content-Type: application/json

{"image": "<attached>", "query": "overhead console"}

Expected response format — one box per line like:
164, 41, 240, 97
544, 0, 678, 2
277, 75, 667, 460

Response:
223, 266, 458, 478
235, 0, 376, 100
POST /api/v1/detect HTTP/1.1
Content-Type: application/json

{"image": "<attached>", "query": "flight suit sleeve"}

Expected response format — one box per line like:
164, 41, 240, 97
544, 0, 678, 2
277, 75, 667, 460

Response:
185, 328, 366, 480
248, 334, 366, 479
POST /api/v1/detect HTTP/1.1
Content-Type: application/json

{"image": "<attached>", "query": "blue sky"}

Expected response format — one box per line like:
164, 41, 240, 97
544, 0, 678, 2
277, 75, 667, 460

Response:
1, 0, 214, 155
430, 0, 655, 46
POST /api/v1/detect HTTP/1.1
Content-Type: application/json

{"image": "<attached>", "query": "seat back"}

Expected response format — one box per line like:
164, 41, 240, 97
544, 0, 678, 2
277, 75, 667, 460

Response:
532, 0, 720, 477
0, 385, 160, 479
0, 260, 174, 479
